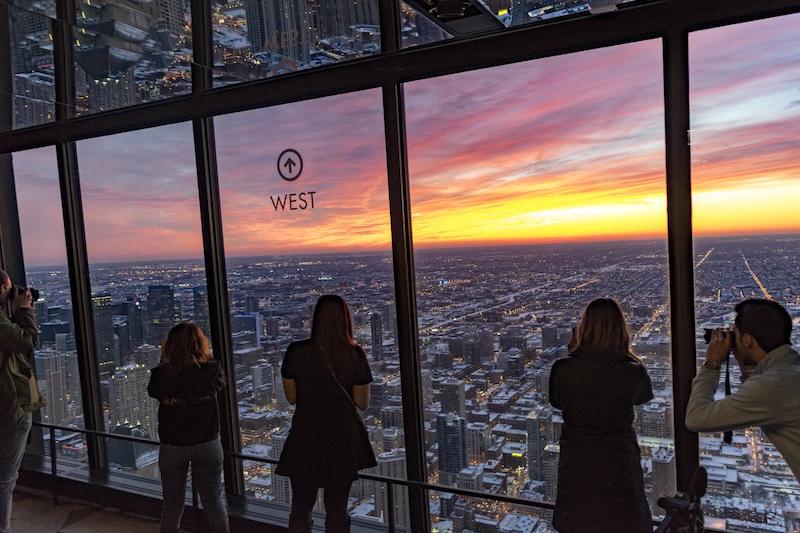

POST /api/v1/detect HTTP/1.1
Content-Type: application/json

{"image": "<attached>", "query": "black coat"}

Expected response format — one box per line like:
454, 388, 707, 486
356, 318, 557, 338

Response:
549, 346, 654, 533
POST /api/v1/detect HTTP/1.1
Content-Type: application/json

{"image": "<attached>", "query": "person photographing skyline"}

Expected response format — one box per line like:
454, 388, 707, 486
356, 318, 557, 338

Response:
686, 299, 800, 482
549, 298, 654, 533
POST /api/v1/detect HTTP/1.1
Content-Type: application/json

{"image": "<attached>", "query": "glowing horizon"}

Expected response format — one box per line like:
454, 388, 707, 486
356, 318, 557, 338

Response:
12, 13, 800, 267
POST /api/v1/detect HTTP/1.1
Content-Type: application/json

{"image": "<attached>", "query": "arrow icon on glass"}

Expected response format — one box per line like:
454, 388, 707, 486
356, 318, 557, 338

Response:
284, 158, 296, 173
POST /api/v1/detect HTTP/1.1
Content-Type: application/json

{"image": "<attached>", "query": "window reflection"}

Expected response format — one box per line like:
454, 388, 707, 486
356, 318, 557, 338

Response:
74, 0, 193, 114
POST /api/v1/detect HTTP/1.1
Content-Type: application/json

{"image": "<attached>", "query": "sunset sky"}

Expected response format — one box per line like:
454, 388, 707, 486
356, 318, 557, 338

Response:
12, 13, 800, 266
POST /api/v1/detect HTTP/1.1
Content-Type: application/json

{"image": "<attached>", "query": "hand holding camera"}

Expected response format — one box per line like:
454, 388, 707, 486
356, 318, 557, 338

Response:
5, 285, 39, 311
703, 327, 734, 367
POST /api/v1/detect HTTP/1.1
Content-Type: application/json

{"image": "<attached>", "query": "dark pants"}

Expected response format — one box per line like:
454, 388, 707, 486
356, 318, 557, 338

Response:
159, 437, 229, 533
289, 478, 353, 533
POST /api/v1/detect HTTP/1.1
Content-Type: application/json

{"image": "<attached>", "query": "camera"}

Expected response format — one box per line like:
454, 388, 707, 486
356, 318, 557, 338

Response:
6, 285, 40, 303
703, 327, 735, 346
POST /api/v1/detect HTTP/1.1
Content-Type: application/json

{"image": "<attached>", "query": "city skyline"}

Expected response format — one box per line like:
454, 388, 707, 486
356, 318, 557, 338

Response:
10, 13, 800, 266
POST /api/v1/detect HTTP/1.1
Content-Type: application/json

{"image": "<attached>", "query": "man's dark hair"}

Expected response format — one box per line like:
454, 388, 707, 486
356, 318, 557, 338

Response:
734, 299, 793, 353
0, 268, 8, 284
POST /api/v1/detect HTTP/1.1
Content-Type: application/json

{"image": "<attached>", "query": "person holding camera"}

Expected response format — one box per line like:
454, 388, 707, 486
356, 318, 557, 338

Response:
549, 298, 654, 533
686, 299, 800, 481
0, 269, 41, 533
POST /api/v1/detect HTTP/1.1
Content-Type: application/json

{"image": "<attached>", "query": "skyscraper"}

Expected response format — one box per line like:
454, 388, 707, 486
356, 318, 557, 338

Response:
527, 405, 553, 481
437, 413, 467, 485
543, 443, 560, 501
270, 430, 292, 505
375, 448, 410, 527
193, 286, 210, 336
371, 312, 383, 361
244, 0, 267, 52
92, 294, 115, 372
466, 421, 490, 465
109, 363, 157, 438
35, 348, 66, 425
146, 285, 176, 346
440, 378, 466, 418
121, 299, 144, 348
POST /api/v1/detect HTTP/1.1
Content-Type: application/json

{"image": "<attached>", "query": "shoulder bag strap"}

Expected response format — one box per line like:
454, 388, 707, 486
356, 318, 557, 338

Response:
317, 345, 361, 413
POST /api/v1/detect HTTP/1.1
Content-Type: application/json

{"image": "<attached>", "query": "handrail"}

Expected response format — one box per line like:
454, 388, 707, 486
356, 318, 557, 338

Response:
33, 421, 731, 532
32, 421, 556, 511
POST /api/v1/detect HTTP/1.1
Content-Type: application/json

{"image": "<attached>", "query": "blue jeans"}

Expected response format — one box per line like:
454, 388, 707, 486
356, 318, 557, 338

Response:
0, 413, 32, 533
159, 438, 229, 533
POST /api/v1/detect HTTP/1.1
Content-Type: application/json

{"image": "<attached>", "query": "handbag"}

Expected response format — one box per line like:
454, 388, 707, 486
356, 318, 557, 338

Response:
319, 348, 377, 470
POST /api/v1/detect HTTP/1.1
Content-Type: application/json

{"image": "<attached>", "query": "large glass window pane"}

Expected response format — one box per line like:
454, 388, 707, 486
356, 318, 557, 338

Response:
11, 147, 88, 471
690, 14, 800, 532
215, 90, 402, 528
5, 1, 56, 129
211, 0, 380, 87
74, 0, 192, 115
406, 40, 670, 530
76, 123, 206, 485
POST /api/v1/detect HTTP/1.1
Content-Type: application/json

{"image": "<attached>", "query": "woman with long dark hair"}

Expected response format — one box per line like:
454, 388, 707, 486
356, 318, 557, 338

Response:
147, 322, 229, 533
549, 298, 653, 533
277, 295, 376, 532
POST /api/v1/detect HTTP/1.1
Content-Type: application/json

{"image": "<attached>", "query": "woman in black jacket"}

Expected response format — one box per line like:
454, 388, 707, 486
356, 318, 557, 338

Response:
549, 298, 653, 533
277, 295, 376, 532
147, 322, 229, 533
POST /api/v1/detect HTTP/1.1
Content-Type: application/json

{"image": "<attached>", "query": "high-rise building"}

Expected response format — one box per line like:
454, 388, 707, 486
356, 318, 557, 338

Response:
543, 443, 560, 501
154, 0, 184, 33
147, 285, 176, 346
109, 363, 157, 438
375, 448, 410, 527
440, 378, 466, 418
527, 405, 553, 481
371, 312, 383, 361
232, 312, 263, 347
121, 299, 144, 348
466, 421, 491, 464
650, 447, 677, 515
244, 0, 267, 52
113, 319, 130, 367
35, 349, 66, 425
270, 430, 292, 505
248, 0, 312, 65
193, 286, 210, 336
437, 413, 467, 485
92, 294, 115, 371
383, 301, 397, 341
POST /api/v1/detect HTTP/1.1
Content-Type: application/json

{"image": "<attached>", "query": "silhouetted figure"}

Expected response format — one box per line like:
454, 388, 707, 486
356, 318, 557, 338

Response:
277, 295, 376, 532
148, 322, 229, 533
549, 298, 653, 533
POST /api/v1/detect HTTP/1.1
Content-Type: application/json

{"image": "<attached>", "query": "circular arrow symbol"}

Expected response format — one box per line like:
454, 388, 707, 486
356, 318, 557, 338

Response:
278, 149, 303, 181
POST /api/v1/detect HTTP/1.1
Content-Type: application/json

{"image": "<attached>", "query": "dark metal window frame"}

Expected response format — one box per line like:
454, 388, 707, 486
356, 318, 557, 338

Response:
2, 0, 800, 531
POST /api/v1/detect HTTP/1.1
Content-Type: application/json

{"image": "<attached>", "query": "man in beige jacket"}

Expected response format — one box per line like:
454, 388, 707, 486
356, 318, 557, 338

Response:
686, 298, 800, 482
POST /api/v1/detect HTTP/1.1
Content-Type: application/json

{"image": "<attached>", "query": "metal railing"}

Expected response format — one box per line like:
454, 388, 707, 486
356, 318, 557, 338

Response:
30, 420, 556, 532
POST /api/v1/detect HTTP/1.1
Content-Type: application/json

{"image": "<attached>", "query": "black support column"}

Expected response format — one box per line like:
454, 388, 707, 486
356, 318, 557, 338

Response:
0, 1, 25, 283
54, 0, 108, 469
381, 0, 431, 531
191, 0, 245, 496
663, 23, 699, 492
